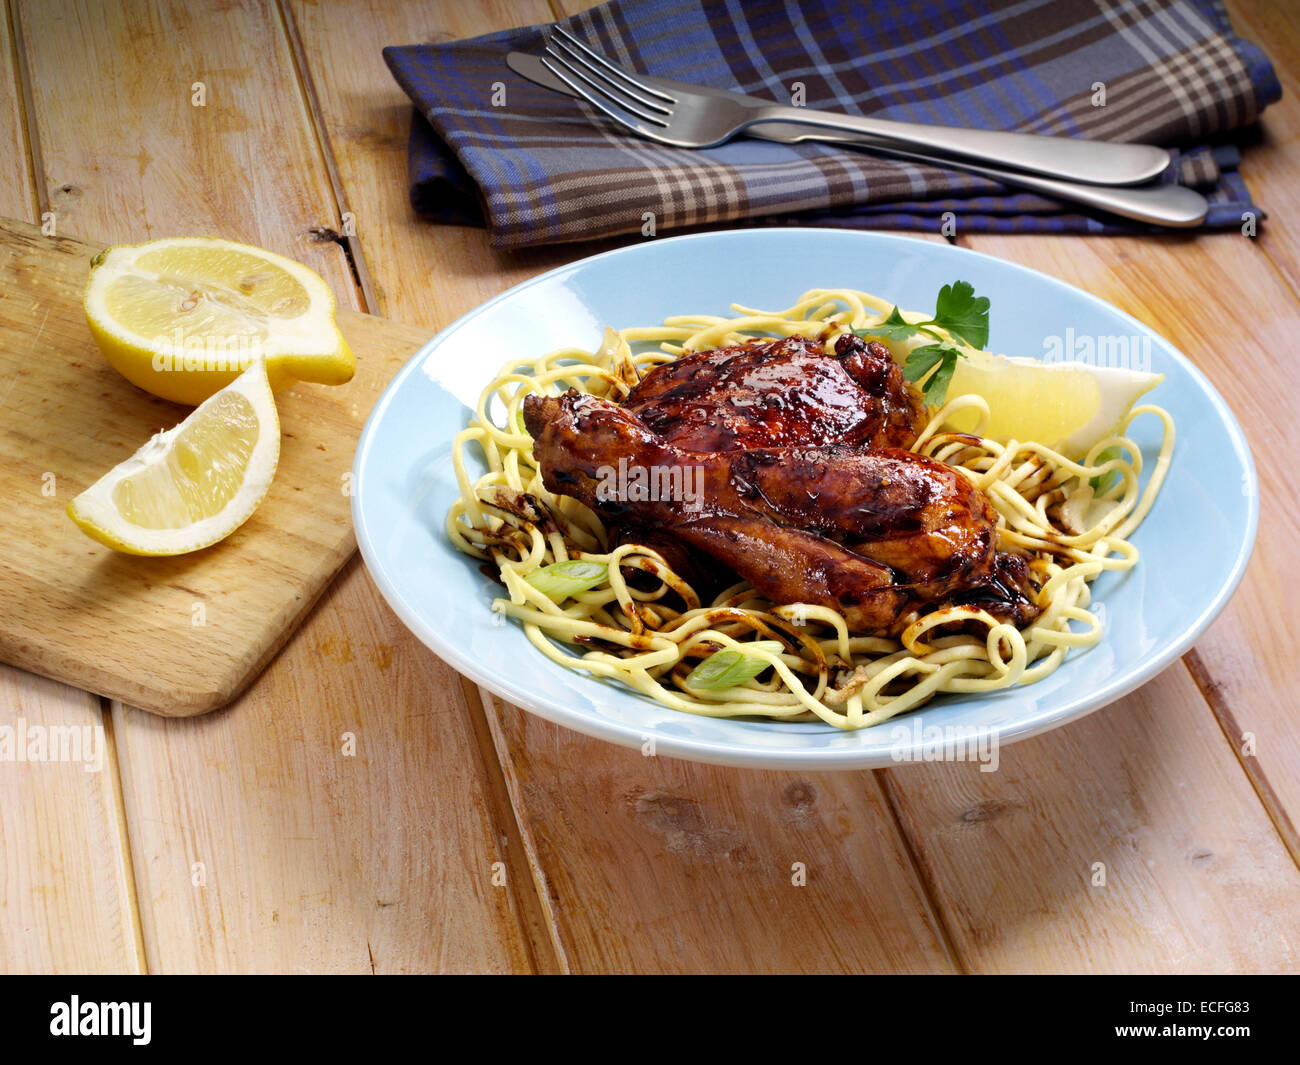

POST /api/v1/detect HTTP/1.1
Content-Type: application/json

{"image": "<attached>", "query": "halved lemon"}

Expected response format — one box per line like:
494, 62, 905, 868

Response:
67, 359, 280, 555
84, 236, 353, 405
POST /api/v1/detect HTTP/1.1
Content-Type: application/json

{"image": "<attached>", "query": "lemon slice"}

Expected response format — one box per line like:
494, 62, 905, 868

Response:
67, 359, 280, 555
84, 236, 354, 405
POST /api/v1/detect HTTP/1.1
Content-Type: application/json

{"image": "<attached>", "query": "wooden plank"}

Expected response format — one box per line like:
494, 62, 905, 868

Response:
0, 0, 35, 213
0, 0, 140, 975
282, 0, 618, 337
17, 0, 537, 971
885, 667, 1300, 972
115, 557, 540, 973
0, 219, 427, 715
0, 672, 143, 973
286, 0, 956, 972
481, 692, 953, 973
14, 0, 353, 293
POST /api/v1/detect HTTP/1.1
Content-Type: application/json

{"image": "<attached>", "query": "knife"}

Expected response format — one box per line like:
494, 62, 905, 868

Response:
505, 51, 1207, 228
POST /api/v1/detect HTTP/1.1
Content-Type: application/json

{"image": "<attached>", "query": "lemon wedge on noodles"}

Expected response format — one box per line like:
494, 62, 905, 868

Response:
941, 350, 1162, 459
84, 236, 353, 405
67, 359, 280, 555
872, 329, 1162, 460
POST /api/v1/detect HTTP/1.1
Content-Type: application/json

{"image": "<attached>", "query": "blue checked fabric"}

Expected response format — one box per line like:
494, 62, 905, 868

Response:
383, 0, 1280, 247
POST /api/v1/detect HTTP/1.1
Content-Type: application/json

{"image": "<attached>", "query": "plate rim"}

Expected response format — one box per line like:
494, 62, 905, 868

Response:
352, 227, 1259, 770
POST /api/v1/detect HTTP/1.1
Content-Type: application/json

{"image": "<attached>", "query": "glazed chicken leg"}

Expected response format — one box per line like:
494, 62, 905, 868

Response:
523, 389, 1038, 631
609, 332, 926, 593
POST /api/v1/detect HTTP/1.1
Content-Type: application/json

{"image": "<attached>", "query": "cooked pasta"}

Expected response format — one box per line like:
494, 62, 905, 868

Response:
446, 288, 1173, 730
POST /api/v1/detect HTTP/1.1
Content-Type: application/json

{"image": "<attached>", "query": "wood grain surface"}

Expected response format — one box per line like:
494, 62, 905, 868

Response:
1, 0, 1296, 974
0, 4, 142, 976
6, 0, 548, 972
287, 0, 967, 975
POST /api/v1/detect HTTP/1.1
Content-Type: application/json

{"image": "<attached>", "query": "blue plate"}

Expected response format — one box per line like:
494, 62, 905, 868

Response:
352, 229, 1256, 769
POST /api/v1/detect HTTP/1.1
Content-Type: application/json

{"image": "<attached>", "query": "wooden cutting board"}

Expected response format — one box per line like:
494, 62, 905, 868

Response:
0, 218, 430, 715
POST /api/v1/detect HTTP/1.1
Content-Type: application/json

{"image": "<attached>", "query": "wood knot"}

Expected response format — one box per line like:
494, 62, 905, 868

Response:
960, 798, 1021, 823
624, 787, 748, 861
781, 779, 817, 819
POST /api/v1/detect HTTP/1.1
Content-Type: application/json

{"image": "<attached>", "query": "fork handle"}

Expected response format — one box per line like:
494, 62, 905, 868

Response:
747, 105, 1170, 187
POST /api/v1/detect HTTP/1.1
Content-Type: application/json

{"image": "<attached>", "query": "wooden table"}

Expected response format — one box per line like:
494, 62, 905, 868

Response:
3, 0, 1297, 975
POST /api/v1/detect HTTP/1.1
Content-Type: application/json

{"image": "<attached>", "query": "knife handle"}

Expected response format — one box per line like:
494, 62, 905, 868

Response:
799, 132, 1207, 227
747, 105, 1171, 188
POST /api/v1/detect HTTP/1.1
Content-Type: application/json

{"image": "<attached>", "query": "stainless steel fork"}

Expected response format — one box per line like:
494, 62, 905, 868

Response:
512, 50, 1206, 227
540, 25, 1170, 188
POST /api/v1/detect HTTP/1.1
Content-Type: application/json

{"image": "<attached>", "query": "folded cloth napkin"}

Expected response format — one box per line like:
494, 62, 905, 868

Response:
383, 0, 1280, 247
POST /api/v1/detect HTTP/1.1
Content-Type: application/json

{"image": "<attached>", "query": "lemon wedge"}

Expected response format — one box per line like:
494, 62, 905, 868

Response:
67, 359, 280, 555
870, 330, 1161, 459
84, 236, 353, 405
942, 350, 1163, 459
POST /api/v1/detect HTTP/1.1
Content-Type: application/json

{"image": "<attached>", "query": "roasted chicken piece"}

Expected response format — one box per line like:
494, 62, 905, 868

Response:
621, 334, 923, 451
523, 390, 1038, 632
612, 332, 925, 591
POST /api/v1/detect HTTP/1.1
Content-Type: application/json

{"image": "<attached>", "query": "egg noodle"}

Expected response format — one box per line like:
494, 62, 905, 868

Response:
447, 288, 1174, 731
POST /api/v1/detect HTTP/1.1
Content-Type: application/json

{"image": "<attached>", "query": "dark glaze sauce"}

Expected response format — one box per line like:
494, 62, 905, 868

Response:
622, 335, 921, 453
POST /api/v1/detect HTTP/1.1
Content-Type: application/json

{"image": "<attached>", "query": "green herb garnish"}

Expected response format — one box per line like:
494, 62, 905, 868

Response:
684, 641, 785, 691
526, 560, 608, 600
900, 341, 964, 406
1089, 446, 1123, 494
855, 280, 990, 406
930, 280, 990, 349
856, 305, 915, 341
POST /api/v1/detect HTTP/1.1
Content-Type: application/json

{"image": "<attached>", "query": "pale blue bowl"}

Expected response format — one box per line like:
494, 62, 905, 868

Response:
352, 229, 1256, 769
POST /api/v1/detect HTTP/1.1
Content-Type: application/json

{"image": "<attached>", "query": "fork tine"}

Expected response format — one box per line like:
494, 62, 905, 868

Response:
550, 25, 676, 106
544, 38, 672, 123
548, 36, 673, 117
538, 55, 670, 132
541, 46, 672, 128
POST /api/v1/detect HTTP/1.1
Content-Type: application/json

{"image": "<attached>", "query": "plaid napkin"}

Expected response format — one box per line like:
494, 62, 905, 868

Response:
383, 0, 1279, 247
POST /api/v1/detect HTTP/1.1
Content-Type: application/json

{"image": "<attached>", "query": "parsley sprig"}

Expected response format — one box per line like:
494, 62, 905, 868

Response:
853, 280, 990, 406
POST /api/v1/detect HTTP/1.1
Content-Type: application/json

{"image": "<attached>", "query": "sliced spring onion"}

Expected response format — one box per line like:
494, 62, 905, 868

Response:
1089, 446, 1123, 493
525, 560, 609, 600
684, 641, 785, 691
